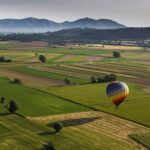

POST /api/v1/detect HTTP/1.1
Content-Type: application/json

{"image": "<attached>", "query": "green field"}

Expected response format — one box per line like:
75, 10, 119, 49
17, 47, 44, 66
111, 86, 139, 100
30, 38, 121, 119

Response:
0, 123, 10, 135
0, 42, 150, 150
0, 114, 53, 150
0, 78, 89, 116
129, 133, 150, 149
49, 83, 150, 127
14, 66, 90, 84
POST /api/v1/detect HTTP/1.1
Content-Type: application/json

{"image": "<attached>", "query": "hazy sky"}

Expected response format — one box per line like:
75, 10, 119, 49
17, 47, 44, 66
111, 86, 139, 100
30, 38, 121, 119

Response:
0, 0, 150, 27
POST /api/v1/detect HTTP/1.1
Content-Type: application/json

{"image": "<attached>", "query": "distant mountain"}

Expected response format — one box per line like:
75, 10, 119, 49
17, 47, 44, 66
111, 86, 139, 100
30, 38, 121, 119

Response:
0, 17, 126, 33
61, 18, 126, 30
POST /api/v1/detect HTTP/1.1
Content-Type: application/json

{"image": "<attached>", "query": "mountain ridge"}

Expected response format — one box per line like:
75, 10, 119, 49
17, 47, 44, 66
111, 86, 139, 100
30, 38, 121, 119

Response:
0, 17, 126, 33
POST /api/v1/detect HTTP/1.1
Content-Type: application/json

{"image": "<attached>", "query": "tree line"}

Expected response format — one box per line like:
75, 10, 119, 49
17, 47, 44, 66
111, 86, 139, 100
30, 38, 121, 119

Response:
1, 27, 150, 43
91, 74, 116, 83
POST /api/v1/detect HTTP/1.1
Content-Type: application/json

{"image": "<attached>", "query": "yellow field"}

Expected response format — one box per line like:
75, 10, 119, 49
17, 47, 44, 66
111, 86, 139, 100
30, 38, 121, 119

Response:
31, 111, 150, 150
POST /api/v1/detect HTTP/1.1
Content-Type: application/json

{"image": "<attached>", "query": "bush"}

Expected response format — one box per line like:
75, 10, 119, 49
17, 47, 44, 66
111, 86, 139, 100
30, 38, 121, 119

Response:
97, 77, 103, 83
5, 59, 12, 62
91, 76, 97, 83
0, 56, 12, 62
0, 96, 5, 103
0, 56, 5, 62
113, 51, 121, 58
97, 74, 117, 83
53, 122, 63, 133
39, 55, 46, 63
13, 78, 22, 84
104, 74, 116, 82
64, 78, 72, 85
8, 100, 19, 113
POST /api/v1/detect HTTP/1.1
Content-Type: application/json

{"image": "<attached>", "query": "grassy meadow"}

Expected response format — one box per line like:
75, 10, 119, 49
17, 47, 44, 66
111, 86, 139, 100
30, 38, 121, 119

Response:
0, 78, 89, 116
0, 42, 150, 150
49, 83, 150, 126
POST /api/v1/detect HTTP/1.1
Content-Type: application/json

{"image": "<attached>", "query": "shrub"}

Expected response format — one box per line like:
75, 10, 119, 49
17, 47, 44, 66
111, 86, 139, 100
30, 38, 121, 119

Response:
39, 55, 46, 63
113, 51, 121, 58
91, 76, 97, 83
8, 100, 19, 113
104, 73, 117, 82
0, 56, 12, 62
0, 96, 5, 103
53, 122, 63, 133
5, 59, 12, 62
13, 78, 22, 84
97, 77, 104, 83
64, 78, 72, 85
0, 56, 5, 62
97, 74, 117, 83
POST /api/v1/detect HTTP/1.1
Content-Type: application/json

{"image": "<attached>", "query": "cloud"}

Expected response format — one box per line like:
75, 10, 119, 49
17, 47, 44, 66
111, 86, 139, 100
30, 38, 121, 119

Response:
0, 0, 149, 27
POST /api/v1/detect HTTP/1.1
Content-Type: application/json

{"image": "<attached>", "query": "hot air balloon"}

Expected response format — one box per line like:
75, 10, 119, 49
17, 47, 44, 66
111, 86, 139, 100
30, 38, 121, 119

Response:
106, 82, 129, 109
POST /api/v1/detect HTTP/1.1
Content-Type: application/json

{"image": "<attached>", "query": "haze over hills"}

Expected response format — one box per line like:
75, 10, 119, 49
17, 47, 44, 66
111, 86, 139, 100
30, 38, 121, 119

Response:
0, 17, 126, 33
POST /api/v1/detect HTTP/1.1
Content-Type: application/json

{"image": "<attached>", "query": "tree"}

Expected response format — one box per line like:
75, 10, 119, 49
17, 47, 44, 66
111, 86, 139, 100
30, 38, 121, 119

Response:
53, 122, 63, 133
0, 56, 12, 62
0, 96, 5, 103
97, 77, 103, 83
104, 73, 117, 82
110, 73, 117, 81
0, 56, 5, 62
64, 78, 72, 85
13, 78, 22, 84
5, 59, 12, 62
39, 55, 46, 63
91, 76, 97, 83
8, 100, 18, 113
113, 51, 121, 58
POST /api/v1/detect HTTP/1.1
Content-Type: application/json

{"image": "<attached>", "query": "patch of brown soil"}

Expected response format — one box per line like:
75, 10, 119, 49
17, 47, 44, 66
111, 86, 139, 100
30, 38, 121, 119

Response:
143, 88, 150, 94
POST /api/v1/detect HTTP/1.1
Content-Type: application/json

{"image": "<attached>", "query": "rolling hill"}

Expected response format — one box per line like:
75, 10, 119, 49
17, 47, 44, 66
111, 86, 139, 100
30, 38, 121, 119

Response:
1, 27, 150, 43
0, 17, 126, 33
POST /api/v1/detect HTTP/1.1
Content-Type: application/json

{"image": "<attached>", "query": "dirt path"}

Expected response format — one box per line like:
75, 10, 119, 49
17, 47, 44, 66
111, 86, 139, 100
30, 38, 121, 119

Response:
30, 111, 150, 150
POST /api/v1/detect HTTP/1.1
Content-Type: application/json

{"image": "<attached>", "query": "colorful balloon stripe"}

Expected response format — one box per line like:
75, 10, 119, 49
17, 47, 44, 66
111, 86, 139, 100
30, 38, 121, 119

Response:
106, 81, 129, 108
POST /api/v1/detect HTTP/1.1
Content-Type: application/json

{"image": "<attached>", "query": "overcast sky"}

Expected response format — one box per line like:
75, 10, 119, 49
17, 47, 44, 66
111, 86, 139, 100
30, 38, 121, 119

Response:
0, 0, 150, 27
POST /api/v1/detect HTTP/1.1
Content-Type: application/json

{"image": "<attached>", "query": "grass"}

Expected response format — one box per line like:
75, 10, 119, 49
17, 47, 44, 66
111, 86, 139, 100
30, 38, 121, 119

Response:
72, 63, 150, 78
0, 77, 90, 117
0, 123, 10, 135
0, 114, 53, 150
129, 133, 150, 149
14, 66, 90, 84
0, 43, 150, 149
33, 111, 149, 150
49, 83, 150, 127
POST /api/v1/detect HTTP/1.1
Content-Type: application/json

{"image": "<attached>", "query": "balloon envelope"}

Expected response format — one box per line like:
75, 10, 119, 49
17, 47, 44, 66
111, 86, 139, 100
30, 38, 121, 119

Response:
106, 82, 129, 108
